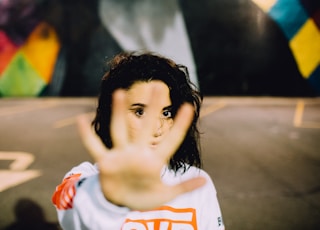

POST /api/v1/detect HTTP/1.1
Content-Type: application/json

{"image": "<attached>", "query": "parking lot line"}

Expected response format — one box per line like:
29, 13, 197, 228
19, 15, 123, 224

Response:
53, 112, 94, 129
293, 100, 320, 129
0, 101, 58, 117
200, 101, 226, 118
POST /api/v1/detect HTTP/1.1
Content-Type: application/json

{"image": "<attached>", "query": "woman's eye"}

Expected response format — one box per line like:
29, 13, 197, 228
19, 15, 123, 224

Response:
162, 110, 172, 119
134, 108, 144, 117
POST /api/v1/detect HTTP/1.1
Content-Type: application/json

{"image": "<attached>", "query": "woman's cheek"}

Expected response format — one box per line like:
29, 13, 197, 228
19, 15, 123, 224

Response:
127, 119, 142, 141
165, 119, 174, 131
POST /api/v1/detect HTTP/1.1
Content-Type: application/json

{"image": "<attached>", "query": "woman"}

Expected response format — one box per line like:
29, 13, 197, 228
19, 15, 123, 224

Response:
52, 51, 224, 229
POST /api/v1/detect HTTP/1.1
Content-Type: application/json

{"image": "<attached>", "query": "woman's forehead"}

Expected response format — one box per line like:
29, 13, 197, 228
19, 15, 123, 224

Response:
126, 80, 171, 106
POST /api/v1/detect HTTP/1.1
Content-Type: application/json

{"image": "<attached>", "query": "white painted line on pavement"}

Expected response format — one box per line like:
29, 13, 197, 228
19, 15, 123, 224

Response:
0, 170, 41, 192
0, 152, 35, 171
0, 151, 41, 192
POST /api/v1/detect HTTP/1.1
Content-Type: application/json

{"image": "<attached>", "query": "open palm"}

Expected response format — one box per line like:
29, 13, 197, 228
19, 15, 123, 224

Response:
76, 89, 206, 211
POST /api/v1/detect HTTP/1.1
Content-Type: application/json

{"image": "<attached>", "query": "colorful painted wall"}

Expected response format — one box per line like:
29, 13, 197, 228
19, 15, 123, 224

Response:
0, 0, 319, 97
252, 0, 320, 94
0, 0, 61, 96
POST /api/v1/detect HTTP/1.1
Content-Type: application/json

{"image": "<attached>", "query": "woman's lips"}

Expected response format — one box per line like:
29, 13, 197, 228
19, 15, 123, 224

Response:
150, 142, 159, 148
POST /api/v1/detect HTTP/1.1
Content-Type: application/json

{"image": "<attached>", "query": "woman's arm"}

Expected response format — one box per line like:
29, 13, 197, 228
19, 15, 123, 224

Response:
52, 162, 97, 229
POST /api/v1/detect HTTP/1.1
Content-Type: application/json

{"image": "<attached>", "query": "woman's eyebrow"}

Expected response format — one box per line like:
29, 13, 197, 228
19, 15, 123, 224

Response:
130, 104, 172, 110
163, 105, 172, 111
130, 103, 146, 107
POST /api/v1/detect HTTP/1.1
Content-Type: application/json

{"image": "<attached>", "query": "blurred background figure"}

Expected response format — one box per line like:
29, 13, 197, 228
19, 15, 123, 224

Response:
98, 0, 198, 87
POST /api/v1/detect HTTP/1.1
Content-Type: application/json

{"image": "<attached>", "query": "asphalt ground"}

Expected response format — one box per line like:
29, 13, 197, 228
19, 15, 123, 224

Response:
0, 97, 319, 230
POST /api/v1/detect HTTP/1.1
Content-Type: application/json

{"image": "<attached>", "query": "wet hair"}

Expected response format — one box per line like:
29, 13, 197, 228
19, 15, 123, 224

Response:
92, 51, 203, 172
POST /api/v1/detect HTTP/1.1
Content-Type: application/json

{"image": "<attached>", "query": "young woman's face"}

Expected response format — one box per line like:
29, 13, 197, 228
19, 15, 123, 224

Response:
126, 80, 173, 149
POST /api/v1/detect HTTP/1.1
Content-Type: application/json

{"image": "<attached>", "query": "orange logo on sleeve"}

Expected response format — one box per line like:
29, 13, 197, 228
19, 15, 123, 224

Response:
122, 206, 197, 230
52, 173, 81, 210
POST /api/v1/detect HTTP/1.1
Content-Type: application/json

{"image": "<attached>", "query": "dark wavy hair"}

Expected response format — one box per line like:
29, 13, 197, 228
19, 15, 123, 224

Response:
92, 51, 203, 172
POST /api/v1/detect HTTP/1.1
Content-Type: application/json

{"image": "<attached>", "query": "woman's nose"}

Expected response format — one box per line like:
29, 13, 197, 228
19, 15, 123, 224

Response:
153, 118, 164, 137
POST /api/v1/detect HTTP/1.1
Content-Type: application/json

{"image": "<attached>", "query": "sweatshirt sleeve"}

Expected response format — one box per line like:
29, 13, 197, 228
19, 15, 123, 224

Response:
52, 161, 130, 230
52, 161, 98, 229
198, 170, 225, 230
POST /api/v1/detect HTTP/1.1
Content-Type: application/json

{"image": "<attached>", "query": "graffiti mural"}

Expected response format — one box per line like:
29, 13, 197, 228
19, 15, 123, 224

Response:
252, 0, 320, 94
0, 0, 319, 96
0, 0, 61, 96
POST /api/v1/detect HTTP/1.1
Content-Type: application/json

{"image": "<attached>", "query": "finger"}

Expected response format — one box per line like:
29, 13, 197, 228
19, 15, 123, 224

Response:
136, 84, 163, 145
156, 103, 194, 159
110, 89, 129, 148
76, 114, 109, 161
130, 177, 207, 211
170, 176, 207, 197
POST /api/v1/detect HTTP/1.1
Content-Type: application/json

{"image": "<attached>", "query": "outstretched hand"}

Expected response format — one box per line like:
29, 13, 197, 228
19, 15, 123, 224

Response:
76, 89, 206, 211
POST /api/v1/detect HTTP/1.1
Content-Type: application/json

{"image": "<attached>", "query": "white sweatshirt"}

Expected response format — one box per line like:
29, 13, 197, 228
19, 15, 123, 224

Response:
52, 162, 225, 230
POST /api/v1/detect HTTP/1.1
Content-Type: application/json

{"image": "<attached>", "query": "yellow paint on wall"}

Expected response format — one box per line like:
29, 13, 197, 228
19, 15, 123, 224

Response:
289, 19, 320, 79
20, 22, 61, 83
251, 0, 277, 12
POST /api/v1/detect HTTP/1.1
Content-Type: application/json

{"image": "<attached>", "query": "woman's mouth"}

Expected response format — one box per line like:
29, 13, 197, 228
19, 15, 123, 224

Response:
150, 142, 159, 149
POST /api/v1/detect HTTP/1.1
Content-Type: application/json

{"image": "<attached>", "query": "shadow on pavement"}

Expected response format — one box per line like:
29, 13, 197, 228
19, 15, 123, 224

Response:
2, 198, 61, 230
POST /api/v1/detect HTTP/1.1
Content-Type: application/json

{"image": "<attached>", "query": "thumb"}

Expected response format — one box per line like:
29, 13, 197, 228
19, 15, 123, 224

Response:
76, 114, 109, 161
172, 176, 207, 196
